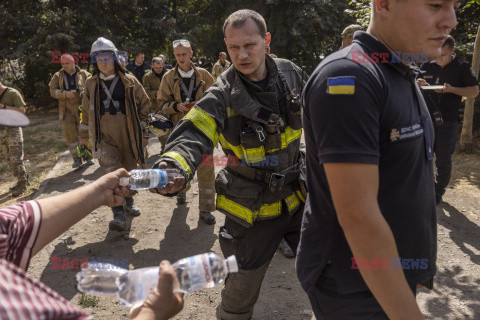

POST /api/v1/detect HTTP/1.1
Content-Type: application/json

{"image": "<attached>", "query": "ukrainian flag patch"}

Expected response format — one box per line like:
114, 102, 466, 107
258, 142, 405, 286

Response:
327, 77, 355, 95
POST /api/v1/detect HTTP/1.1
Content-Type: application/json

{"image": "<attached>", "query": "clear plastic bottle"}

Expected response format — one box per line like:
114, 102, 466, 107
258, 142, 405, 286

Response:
76, 253, 238, 307
24, 157, 31, 174
119, 168, 182, 190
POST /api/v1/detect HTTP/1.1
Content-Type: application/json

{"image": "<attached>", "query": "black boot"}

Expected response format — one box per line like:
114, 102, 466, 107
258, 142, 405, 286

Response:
72, 157, 82, 168
125, 197, 141, 216
109, 206, 126, 231
199, 211, 216, 225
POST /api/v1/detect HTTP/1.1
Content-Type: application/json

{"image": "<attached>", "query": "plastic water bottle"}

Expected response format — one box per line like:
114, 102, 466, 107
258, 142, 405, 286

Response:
120, 168, 182, 190
24, 157, 31, 174
76, 253, 238, 307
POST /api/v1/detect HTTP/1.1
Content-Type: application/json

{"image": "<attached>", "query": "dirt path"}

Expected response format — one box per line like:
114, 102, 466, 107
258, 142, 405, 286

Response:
26, 136, 480, 320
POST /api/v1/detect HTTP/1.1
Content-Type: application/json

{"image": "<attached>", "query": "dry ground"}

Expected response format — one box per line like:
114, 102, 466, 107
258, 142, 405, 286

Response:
1, 113, 479, 319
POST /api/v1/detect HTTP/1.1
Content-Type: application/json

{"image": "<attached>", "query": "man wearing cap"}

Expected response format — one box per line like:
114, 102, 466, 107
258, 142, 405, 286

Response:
49, 54, 92, 168
0, 81, 29, 197
157, 39, 216, 225
79, 37, 150, 232
143, 57, 168, 151
211, 52, 231, 81
418, 35, 479, 204
340, 24, 363, 49
152, 10, 307, 319
298, 0, 462, 319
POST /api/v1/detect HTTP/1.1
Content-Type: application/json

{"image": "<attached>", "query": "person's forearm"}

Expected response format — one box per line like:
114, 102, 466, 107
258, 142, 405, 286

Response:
340, 207, 424, 320
449, 86, 479, 98
33, 182, 104, 255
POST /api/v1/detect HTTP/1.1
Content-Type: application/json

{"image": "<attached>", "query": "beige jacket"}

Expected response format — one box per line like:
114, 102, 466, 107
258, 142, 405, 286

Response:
79, 71, 150, 165
158, 62, 214, 125
49, 66, 91, 120
211, 59, 231, 80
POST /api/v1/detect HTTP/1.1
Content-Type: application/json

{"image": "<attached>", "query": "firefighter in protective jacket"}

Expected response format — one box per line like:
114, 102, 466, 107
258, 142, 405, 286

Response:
152, 10, 307, 320
79, 37, 150, 232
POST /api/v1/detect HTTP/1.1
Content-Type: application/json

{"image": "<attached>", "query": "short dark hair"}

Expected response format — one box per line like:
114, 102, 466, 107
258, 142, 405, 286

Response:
134, 51, 144, 58
152, 57, 163, 65
223, 9, 267, 37
443, 35, 455, 49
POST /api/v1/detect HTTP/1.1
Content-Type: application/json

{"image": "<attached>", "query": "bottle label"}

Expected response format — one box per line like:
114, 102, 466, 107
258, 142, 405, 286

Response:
187, 254, 213, 291
154, 169, 168, 188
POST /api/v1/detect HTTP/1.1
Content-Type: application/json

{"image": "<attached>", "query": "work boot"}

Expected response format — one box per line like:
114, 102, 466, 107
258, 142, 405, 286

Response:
199, 211, 216, 225
84, 157, 95, 166
177, 193, 186, 205
11, 180, 27, 197
109, 206, 127, 231
124, 197, 141, 216
72, 157, 82, 169
278, 238, 295, 258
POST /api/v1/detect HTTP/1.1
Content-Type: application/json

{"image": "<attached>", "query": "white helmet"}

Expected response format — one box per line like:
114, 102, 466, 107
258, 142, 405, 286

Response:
90, 37, 117, 55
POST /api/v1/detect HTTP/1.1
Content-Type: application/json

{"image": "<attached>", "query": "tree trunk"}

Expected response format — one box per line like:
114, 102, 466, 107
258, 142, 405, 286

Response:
459, 23, 480, 153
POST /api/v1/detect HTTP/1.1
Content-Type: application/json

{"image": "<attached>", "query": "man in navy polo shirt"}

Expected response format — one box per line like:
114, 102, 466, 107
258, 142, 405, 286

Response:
297, 0, 462, 319
418, 35, 479, 204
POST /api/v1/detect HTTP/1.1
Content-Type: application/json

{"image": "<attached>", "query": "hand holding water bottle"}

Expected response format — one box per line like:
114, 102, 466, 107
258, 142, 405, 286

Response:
149, 161, 185, 195
129, 261, 184, 320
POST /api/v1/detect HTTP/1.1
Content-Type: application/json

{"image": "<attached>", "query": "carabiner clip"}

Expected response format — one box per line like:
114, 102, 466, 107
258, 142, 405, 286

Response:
256, 127, 265, 142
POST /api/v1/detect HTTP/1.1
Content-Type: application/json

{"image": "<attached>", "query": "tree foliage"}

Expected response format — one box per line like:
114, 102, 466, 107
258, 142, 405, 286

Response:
0, 0, 477, 103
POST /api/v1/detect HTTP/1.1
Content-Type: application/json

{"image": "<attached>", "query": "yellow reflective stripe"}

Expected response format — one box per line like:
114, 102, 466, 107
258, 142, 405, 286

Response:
184, 107, 219, 145
226, 107, 239, 118
284, 192, 301, 213
217, 195, 285, 223
296, 190, 306, 203
219, 134, 265, 163
257, 201, 282, 219
217, 195, 255, 225
162, 151, 192, 175
266, 127, 302, 153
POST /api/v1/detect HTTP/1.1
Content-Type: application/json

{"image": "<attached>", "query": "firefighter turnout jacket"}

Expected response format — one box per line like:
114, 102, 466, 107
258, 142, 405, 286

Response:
159, 55, 307, 227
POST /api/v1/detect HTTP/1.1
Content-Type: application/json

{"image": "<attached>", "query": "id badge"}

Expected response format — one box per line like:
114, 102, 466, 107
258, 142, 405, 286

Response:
422, 117, 434, 160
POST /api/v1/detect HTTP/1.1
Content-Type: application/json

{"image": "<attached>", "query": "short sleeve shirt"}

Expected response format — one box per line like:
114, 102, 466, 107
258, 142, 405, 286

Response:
0, 201, 92, 319
297, 31, 437, 294
420, 56, 479, 122
0, 87, 26, 108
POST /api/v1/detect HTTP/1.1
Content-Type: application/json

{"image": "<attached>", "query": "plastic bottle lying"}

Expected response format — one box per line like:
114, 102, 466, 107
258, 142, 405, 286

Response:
120, 168, 182, 190
76, 252, 238, 307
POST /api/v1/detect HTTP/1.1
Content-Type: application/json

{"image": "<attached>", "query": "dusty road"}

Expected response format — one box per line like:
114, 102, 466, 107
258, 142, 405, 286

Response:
27, 135, 480, 320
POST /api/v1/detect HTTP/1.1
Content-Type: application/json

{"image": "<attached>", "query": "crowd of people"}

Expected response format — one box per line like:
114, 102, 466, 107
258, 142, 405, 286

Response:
1, 1, 479, 319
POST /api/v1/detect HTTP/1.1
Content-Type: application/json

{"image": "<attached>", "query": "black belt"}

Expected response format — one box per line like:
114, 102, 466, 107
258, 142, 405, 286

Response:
227, 164, 300, 192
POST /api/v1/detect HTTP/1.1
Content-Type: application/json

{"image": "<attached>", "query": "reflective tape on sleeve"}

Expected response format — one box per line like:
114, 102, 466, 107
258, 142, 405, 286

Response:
184, 107, 219, 146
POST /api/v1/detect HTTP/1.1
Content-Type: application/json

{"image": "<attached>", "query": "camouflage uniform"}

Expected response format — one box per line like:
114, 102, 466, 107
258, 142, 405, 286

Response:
49, 66, 91, 159
211, 59, 231, 81
0, 87, 28, 191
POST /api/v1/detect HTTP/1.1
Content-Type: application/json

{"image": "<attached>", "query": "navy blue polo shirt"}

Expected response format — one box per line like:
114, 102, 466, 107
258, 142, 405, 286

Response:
421, 55, 479, 122
297, 31, 437, 294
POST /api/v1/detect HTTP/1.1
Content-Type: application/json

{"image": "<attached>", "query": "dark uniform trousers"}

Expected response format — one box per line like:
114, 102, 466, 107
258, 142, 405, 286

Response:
307, 265, 417, 320
219, 203, 304, 320
433, 120, 459, 198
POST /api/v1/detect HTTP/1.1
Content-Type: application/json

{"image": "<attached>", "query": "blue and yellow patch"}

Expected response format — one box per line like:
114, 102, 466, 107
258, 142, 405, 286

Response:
327, 77, 355, 95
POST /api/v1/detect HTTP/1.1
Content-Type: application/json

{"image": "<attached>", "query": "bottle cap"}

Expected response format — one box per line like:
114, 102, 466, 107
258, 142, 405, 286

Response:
119, 177, 129, 187
225, 255, 238, 273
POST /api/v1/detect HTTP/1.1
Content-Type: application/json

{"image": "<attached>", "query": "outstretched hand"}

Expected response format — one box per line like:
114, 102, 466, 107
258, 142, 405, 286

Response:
93, 168, 131, 207
149, 162, 185, 195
